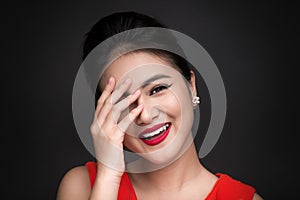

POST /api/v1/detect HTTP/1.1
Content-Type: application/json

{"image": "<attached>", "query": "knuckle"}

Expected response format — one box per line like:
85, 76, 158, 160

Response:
112, 104, 120, 114
104, 96, 113, 106
111, 93, 118, 103
97, 96, 104, 104
97, 96, 108, 106
103, 84, 112, 93
90, 123, 99, 135
96, 100, 103, 107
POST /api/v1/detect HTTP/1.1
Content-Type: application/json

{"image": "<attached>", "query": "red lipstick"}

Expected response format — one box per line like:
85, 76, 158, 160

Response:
139, 122, 172, 146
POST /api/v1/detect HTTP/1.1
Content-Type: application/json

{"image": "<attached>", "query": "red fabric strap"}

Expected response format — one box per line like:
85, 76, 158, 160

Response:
85, 162, 137, 200
85, 161, 255, 200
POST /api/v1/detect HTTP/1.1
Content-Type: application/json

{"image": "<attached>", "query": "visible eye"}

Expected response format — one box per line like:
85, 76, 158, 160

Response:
149, 84, 172, 96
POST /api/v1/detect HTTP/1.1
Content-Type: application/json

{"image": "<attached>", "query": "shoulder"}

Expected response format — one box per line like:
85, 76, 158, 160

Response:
221, 174, 264, 199
216, 173, 255, 190
208, 173, 257, 200
253, 193, 264, 200
57, 165, 91, 200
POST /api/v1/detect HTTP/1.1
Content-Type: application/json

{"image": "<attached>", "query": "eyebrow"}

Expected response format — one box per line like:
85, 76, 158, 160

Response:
140, 74, 171, 88
123, 74, 171, 97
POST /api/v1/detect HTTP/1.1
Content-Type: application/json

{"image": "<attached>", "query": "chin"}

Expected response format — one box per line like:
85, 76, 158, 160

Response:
139, 142, 185, 166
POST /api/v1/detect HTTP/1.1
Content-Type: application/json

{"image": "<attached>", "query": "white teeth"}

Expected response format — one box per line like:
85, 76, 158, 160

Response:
140, 123, 170, 139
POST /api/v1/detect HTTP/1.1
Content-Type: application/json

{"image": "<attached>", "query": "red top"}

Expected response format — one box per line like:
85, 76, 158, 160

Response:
85, 161, 256, 200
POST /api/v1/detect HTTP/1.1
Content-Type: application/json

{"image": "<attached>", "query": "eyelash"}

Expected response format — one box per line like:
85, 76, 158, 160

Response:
149, 84, 172, 96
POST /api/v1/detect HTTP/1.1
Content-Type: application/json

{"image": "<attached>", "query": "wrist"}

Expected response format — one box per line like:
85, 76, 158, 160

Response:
97, 162, 124, 181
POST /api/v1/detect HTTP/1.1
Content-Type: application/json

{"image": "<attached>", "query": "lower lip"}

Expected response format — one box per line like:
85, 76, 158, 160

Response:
140, 123, 172, 146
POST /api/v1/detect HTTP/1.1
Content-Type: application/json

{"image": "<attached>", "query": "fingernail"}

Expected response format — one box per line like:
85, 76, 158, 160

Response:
136, 104, 143, 110
131, 90, 141, 101
108, 77, 114, 85
132, 89, 141, 97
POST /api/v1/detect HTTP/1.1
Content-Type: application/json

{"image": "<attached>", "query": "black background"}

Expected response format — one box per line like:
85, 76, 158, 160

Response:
3, 1, 297, 199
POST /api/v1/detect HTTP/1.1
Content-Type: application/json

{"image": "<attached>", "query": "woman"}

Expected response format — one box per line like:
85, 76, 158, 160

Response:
57, 12, 263, 199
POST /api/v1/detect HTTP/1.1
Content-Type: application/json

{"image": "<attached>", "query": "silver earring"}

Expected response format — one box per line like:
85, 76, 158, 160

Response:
192, 96, 200, 105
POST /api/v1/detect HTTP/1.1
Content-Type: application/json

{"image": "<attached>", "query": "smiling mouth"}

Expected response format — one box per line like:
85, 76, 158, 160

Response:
139, 122, 172, 146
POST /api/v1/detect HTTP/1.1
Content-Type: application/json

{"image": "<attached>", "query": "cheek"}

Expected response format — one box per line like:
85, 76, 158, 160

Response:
163, 83, 191, 116
162, 94, 181, 117
166, 85, 194, 129
123, 135, 139, 152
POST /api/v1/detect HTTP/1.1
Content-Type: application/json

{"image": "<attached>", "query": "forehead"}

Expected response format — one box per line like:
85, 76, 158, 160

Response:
101, 52, 180, 87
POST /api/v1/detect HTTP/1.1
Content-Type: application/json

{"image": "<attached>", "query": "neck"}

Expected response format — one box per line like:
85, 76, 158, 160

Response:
129, 143, 205, 192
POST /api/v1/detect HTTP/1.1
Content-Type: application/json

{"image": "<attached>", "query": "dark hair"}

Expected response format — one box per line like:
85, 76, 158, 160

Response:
82, 12, 193, 103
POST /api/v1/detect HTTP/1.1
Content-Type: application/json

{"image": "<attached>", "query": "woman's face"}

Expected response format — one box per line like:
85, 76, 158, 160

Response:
101, 52, 197, 164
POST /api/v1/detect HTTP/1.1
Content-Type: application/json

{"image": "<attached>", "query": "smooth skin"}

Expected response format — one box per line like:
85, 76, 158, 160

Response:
57, 52, 263, 200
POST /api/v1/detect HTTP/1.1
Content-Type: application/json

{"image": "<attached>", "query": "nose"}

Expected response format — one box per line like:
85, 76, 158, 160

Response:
135, 96, 158, 126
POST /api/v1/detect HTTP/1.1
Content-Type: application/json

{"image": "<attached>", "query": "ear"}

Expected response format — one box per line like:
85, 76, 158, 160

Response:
189, 70, 197, 97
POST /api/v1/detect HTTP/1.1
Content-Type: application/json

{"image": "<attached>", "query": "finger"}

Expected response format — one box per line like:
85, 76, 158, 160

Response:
111, 78, 132, 104
95, 96, 113, 126
95, 77, 115, 117
96, 78, 133, 124
117, 104, 143, 133
107, 89, 141, 124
